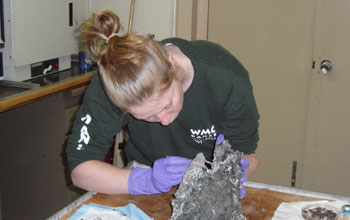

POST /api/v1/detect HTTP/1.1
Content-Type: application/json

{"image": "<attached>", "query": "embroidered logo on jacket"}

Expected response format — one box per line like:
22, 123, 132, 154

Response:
190, 125, 217, 144
77, 114, 92, 150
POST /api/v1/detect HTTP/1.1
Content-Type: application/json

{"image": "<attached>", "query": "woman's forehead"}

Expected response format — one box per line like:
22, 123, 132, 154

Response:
129, 81, 175, 117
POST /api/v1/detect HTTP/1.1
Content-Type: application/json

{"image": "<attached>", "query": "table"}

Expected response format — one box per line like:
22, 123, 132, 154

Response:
50, 181, 350, 220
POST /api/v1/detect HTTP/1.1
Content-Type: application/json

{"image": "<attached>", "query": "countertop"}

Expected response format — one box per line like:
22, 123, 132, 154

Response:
49, 181, 350, 220
0, 63, 96, 112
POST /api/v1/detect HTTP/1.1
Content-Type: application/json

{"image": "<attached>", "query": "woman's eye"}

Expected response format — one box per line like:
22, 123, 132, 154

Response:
165, 101, 172, 109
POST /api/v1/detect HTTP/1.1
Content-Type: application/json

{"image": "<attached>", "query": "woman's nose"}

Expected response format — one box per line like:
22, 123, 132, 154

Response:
157, 111, 171, 126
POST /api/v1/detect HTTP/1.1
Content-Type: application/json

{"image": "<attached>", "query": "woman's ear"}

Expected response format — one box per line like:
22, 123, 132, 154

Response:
168, 53, 176, 68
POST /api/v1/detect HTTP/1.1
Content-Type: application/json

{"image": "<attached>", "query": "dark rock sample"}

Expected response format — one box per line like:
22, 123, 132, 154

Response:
170, 140, 245, 220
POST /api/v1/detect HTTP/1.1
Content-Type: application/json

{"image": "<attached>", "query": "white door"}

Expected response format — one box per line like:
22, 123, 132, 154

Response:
302, 0, 350, 196
208, 0, 316, 188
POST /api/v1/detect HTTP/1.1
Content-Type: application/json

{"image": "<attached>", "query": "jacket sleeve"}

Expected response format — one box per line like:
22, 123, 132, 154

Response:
221, 70, 260, 155
66, 74, 123, 172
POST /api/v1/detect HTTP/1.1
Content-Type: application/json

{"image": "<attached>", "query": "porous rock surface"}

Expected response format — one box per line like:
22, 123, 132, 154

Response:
170, 140, 245, 220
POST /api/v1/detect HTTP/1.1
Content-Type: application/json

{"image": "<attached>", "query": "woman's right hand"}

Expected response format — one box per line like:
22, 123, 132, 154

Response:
128, 156, 192, 195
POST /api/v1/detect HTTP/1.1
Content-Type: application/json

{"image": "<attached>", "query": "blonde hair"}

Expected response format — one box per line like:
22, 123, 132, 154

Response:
79, 10, 176, 113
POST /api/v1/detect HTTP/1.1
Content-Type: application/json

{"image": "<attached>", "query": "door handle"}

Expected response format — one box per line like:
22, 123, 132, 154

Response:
320, 60, 333, 74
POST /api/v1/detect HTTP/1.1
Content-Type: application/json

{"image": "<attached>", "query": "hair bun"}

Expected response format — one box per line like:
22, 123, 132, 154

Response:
94, 10, 121, 39
79, 10, 122, 62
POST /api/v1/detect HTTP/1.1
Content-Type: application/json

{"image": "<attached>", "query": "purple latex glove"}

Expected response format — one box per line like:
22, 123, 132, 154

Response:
128, 156, 192, 195
239, 158, 249, 199
215, 134, 250, 199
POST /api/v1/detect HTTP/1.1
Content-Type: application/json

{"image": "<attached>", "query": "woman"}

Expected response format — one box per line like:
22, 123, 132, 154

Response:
67, 10, 259, 198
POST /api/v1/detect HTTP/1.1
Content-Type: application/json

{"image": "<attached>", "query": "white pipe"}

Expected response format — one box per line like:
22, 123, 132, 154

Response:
128, 0, 135, 33
88, 0, 92, 16
172, 0, 177, 37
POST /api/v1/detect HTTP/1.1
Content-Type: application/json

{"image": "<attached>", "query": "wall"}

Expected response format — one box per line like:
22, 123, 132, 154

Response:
91, 0, 175, 40
176, 0, 208, 40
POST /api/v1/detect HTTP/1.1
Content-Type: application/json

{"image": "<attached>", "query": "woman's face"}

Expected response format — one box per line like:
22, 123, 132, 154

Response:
128, 79, 184, 126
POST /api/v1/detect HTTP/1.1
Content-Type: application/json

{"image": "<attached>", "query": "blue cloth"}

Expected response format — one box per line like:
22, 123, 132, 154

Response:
67, 203, 153, 220
91, 203, 153, 220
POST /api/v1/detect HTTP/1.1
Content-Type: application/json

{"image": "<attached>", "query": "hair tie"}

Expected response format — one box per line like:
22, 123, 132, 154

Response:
105, 33, 119, 43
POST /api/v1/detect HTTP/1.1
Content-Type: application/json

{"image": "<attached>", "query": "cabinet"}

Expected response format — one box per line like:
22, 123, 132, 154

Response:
62, 84, 88, 203
63, 85, 88, 135
206, 0, 350, 196
0, 84, 87, 220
